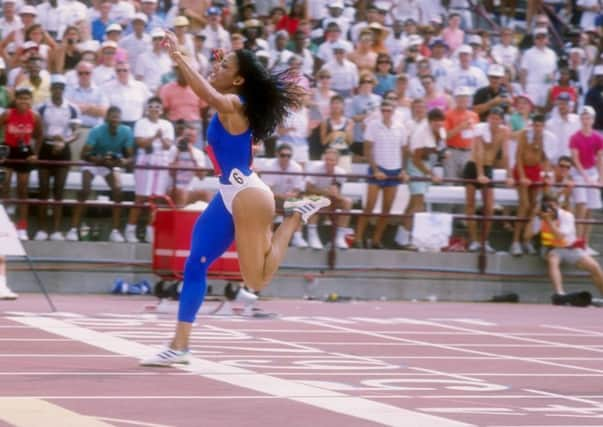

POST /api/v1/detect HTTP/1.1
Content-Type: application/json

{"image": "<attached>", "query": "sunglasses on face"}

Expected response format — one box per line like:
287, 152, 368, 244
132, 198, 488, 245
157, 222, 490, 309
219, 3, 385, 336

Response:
381, 108, 393, 113
558, 164, 571, 169
279, 153, 292, 158
360, 80, 374, 84
78, 71, 91, 75
378, 60, 391, 64
116, 69, 129, 73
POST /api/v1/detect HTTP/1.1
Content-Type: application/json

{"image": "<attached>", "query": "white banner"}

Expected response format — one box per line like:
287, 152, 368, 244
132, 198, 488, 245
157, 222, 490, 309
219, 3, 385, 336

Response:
0, 205, 25, 256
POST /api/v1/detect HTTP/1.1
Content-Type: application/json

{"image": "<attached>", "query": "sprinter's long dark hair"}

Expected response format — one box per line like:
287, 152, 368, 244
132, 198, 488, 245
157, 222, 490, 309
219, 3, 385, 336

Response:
235, 49, 303, 142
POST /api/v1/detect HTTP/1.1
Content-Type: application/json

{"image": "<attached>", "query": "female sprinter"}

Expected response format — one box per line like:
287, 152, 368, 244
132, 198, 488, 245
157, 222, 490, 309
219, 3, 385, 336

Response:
141, 33, 330, 366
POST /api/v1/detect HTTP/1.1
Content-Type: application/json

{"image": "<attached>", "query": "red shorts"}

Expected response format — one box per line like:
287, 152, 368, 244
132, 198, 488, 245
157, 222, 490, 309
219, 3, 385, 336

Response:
513, 164, 542, 184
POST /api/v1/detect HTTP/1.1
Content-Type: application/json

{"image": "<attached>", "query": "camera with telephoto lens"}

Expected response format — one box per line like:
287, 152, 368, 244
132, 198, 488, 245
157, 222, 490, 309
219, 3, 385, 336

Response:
541, 202, 558, 219
177, 136, 190, 152
17, 138, 31, 155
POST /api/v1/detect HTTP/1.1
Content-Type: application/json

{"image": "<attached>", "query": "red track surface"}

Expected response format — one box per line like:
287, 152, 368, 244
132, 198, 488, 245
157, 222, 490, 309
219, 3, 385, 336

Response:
1, 294, 603, 427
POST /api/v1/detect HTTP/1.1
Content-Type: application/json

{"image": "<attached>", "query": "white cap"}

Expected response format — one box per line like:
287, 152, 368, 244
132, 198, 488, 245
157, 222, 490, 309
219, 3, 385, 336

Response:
150, 28, 165, 39
19, 5, 37, 15
256, 50, 270, 59
22, 41, 38, 51
331, 40, 346, 51
533, 27, 548, 36
50, 74, 67, 85
132, 12, 148, 23
594, 65, 603, 76
457, 44, 473, 55
106, 23, 122, 33
468, 34, 482, 45
79, 40, 100, 52
101, 40, 118, 50
141, 0, 157, 3
487, 64, 505, 77
580, 105, 596, 117
454, 86, 473, 97
329, 0, 344, 8
569, 47, 585, 57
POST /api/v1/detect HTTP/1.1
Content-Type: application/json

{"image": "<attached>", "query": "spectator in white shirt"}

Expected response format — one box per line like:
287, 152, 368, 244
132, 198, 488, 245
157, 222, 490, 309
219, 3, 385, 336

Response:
103, 61, 151, 127
0, 0, 23, 40
316, 22, 353, 66
578, 0, 601, 29
169, 124, 209, 207
545, 93, 580, 165
36, 0, 62, 39
305, 148, 352, 250
200, 7, 231, 57
491, 27, 519, 71
108, 0, 135, 27
519, 28, 558, 110
125, 97, 175, 243
92, 40, 118, 86
354, 100, 408, 249
277, 102, 311, 167
445, 44, 488, 95
322, 1, 351, 38
119, 13, 151, 70
260, 143, 308, 248
135, 28, 171, 93
321, 41, 359, 98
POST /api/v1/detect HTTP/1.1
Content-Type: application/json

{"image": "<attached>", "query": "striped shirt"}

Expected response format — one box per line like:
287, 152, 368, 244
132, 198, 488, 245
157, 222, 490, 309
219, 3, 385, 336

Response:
364, 120, 407, 170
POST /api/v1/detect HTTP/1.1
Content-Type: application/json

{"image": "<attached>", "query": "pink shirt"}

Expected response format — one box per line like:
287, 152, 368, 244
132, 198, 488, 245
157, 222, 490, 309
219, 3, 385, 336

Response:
442, 28, 464, 53
159, 82, 206, 122
569, 130, 603, 170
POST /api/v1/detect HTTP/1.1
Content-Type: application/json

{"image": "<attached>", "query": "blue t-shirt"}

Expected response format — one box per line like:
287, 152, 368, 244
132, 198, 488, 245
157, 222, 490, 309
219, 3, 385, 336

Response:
373, 74, 396, 97
86, 122, 134, 157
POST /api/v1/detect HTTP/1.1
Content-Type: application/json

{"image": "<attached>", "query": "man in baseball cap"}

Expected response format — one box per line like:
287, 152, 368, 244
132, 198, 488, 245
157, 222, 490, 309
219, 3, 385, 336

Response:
473, 63, 510, 121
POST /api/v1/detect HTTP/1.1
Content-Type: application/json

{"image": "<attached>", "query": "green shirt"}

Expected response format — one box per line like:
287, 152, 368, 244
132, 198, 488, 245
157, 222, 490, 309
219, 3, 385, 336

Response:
86, 122, 134, 157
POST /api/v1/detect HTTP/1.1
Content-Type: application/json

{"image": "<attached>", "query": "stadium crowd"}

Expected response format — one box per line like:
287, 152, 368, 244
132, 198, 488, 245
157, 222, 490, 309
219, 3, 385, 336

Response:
0, 0, 602, 267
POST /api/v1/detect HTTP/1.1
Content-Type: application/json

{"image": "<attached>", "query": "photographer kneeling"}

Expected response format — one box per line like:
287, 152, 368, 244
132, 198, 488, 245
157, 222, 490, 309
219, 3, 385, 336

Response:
525, 192, 603, 306
169, 123, 209, 207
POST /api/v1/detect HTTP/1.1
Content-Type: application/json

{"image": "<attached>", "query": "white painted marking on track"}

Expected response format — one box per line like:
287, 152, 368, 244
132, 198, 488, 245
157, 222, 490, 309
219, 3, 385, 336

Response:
11, 316, 474, 427
0, 398, 115, 427
95, 417, 172, 427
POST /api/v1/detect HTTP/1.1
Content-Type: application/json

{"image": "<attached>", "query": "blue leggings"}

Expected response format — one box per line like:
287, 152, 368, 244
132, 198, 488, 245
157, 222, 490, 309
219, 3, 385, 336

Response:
178, 193, 234, 323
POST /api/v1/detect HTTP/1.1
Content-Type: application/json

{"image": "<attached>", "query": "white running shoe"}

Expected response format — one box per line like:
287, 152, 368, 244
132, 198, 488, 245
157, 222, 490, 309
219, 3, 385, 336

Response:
65, 228, 79, 241
284, 196, 331, 224
291, 232, 309, 248
33, 230, 49, 241
308, 232, 324, 250
49, 231, 65, 241
468, 241, 481, 252
510, 241, 523, 256
335, 234, 349, 249
17, 229, 28, 240
145, 226, 154, 243
483, 242, 496, 254
586, 246, 600, 257
0, 285, 18, 300
235, 285, 258, 305
140, 347, 191, 367
109, 229, 125, 243
523, 241, 537, 255
125, 228, 139, 243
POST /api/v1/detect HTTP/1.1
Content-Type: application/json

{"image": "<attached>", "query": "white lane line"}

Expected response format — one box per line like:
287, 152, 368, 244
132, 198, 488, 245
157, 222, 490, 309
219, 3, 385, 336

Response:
541, 324, 603, 336
0, 398, 115, 427
95, 417, 171, 427
11, 316, 473, 427
523, 388, 603, 408
285, 319, 603, 375
0, 354, 125, 357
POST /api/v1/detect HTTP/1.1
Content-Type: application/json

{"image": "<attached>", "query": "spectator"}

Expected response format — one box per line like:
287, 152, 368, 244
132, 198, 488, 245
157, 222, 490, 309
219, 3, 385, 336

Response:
385, 19, 405, 59
199, 7, 231, 57
92, 40, 118, 86
159, 63, 206, 145
91, 1, 112, 43
510, 115, 552, 256
316, 23, 352, 67
545, 156, 575, 209
398, 108, 446, 249
519, 28, 558, 111
323, 1, 351, 38
135, 28, 171, 93
290, 30, 314, 76
64, 61, 109, 159
473, 64, 511, 122
168, 123, 209, 207
0, 87, 43, 240
348, 29, 378, 74
269, 30, 294, 72
66, 106, 134, 242
428, 38, 453, 88
444, 86, 479, 180
584, 65, 603, 131
104, 61, 151, 128
119, 13, 151, 70
441, 12, 464, 53
321, 41, 359, 98
463, 108, 512, 252
373, 53, 396, 97
50, 25, 82, 73
311, 68, 336, 121
445, 45, 488, 95
491, 27, 519, 71
545, 67, 578, 114
354, 100, 407, 249
139, 0, 164, 31
422, 74, 452, 112
14, 56, 51, 106
396, 36, 424, 77
346, 71, 381, 161
305, 148, 351, 250
277, 100, 311, 168
35, 74, 80, 242
125, 97, 174, 243
104, 24, 128, 64
320, 95, 353, 171
0, 0, 23, 40
260, 143, 307, 248
569, 106, 603, 255
545, 93, 580, 165
524, 192, 603, 304
192, 32, 210, 77
509, 94, 534, 137
242, 19, 268, 53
